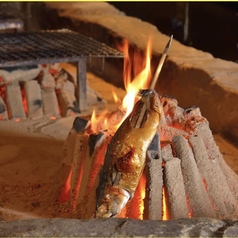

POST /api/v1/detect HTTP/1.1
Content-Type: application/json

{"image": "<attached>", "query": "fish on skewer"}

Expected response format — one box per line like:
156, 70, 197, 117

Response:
95, 36, 173, 218
95, 89, 162, 218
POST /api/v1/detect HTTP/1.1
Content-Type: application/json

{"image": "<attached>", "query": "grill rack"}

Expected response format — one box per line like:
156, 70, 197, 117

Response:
0, 30, 124, 111
0, 30, 124, 67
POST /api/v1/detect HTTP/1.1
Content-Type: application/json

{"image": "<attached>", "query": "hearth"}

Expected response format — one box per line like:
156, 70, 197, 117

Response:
0, 2, 238, 236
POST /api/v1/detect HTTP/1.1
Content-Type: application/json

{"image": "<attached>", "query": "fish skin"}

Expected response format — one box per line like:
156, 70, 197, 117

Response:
96, 89, 162, 218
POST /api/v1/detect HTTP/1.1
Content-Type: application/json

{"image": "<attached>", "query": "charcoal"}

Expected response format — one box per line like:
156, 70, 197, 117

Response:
143, 151, 163, 220
88, 133, 104, 157
55, 69, 80, 116
189, 134, 238, 219
172, 135, 215, 218
6, 82, 26, 119
0, 95, 8, 119
24, 80, 43, 119
73, 117, 88, 132
164, 157, 188, 219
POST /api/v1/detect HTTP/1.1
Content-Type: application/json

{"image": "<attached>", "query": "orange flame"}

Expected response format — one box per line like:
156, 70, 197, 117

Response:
82, 135, 109, 200
50, 116, 56, 120
59, 167, 72, 203
72, 150, 86, 209
111, 86, 121, 105
126, 172, 146, 220
90, 109, 98, 133
139, 173, 146, 219
120, 39, 152, 119
162, 186, 168, 220
89, 109, 109, 134
186, 195, 193, 218
90, 39, 153, 133
21, 87, 28, 116
112, 92, 119, 104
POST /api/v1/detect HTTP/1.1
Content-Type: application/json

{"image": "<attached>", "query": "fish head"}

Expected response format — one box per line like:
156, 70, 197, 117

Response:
138, 89, 162, 113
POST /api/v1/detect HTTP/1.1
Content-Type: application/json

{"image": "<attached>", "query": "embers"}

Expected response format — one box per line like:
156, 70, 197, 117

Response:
0, 30, 124, 120
49, 95, 238, 221
0, 64, 82, 120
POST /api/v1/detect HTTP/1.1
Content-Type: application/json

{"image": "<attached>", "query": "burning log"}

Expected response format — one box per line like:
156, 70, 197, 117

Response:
0, 66, 40, 86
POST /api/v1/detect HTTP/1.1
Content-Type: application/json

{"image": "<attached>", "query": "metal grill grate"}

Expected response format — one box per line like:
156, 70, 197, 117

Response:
0, 30, 124, 67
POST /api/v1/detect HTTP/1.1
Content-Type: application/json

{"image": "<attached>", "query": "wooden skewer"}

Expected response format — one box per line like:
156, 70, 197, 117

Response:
150, 35, 173, 90
134, 35, 173, 128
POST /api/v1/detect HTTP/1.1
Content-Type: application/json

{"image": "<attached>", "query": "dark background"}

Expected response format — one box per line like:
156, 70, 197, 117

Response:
110, 2, 238, 63
0, 2, 237, 63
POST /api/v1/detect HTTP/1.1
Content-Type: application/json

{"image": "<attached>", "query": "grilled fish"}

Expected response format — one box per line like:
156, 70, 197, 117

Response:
95, 89, 162, 218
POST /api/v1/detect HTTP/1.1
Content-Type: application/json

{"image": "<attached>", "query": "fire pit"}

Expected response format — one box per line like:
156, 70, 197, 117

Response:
1, 2, 238, 237
49, 94, 238, 221
0, 78, 238, 236
44, 39, 238, 222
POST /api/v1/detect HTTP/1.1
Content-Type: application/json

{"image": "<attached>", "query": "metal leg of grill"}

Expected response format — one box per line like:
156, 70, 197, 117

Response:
76, 58, 87, 111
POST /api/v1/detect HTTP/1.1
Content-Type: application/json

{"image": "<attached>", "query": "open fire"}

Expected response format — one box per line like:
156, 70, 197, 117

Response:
0, 64, 80, 120
0, 30, 124, 121
49, 38, 238, 221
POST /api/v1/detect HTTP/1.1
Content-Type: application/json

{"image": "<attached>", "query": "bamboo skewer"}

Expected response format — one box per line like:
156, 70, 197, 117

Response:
134, 35, 173, 128
150, 35, 173, 89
